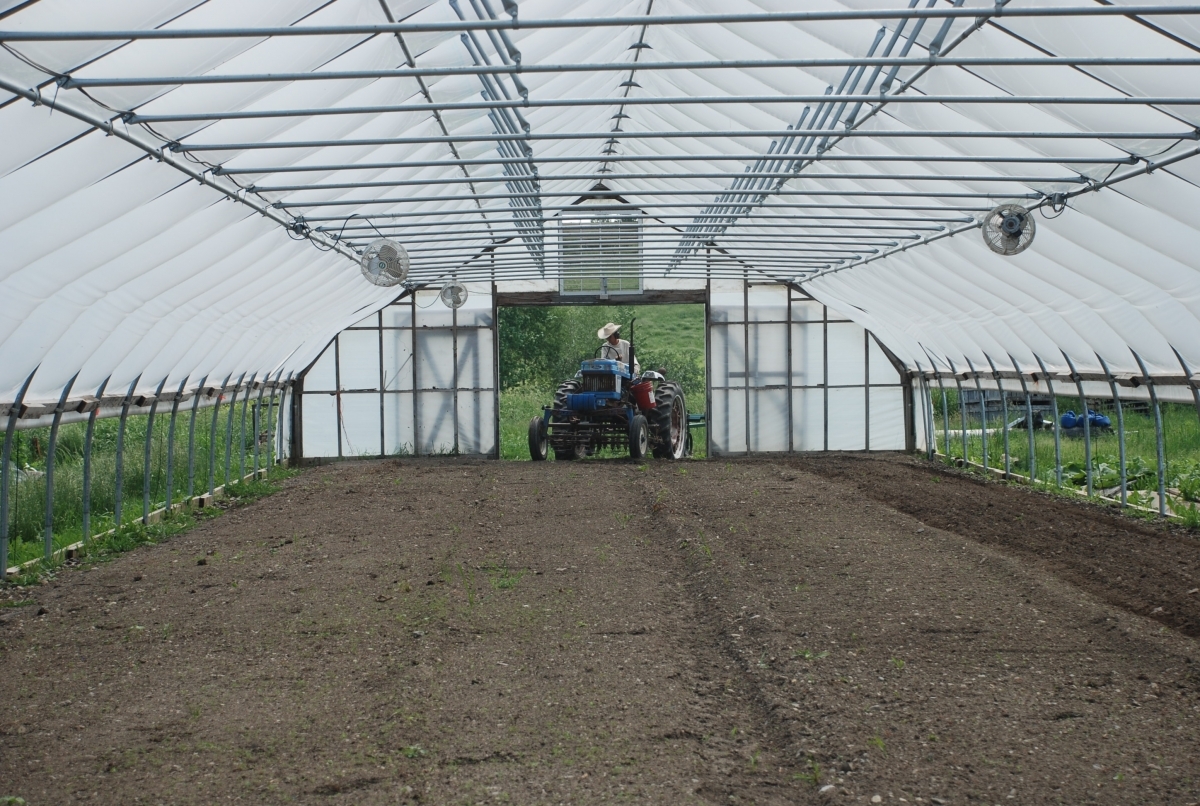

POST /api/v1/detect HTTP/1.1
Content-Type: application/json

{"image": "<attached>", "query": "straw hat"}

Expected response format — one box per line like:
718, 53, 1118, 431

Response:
597, 322, 622, 340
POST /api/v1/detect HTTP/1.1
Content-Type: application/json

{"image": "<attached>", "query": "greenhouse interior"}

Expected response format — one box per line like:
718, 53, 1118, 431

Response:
3, 2, 1200, 804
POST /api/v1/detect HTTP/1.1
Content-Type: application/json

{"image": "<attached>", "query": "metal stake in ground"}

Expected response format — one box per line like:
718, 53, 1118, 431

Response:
1097, 354, 1127, 508
209, 375, 230, 496
948, 360, 968, 464
1010, 356, 1036, 484
113, 375, 142, 528
164, 377, 187, 512
985, 355, 1010, 477
0, 368, 36, 576
1132, 350, 1168, 517
187, 376, 208, 500
253, 380, 266, 474
224, 373, 245, 487
44, 373, 79, 561
240, 372, 256, 480
82, 376, 110, 546
1063, 352, 1092, 497
966, 358, 989, 471
1034, 355, 1062, 488
143, 377, 167, 525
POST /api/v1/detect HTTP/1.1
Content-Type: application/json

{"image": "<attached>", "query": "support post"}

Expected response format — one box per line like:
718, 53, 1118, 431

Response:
42, 374, 78, 561
164, 377, 187, 512
1063, 352, 1092, 497
1173, 347, 1200, 425
1097, 355, 1127, 508
82, 377, 110, 545
113, 375, 141, 527
0, 369, 36, 575
143, 378, 167, 525
1132, 351, 1167, 517
1034, 355, 1062, 487
187, 375, 207, 500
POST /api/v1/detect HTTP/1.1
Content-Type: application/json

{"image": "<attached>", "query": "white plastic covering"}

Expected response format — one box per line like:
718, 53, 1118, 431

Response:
2, 1, 1199, 411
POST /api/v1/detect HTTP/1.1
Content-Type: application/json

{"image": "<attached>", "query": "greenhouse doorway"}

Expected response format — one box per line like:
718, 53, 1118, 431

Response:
495, 290, 708, 461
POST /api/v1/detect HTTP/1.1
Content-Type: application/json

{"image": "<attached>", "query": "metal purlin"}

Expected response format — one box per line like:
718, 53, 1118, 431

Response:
375, 0, 497, 246
670, 0, 936, 267
597, 0, 656, 177
451, 0, 545, 269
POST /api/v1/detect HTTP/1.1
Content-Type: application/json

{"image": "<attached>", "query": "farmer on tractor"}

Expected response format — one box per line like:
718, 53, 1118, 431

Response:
597, 322, 640, 375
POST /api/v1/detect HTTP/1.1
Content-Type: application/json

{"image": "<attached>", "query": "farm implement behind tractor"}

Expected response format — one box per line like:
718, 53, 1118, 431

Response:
527, 321, 691, 461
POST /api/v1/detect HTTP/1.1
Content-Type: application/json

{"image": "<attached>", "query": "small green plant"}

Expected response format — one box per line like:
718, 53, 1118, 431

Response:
613, 512, 632, 528
484, 564, 524, 590
748, 750, 760, 770
403, 745, 426, 759
793, 649, 829, 661
890, 657, 906, 670
1, 797, 29, 805
868, 734, 887, 755
793, 758, 823, 787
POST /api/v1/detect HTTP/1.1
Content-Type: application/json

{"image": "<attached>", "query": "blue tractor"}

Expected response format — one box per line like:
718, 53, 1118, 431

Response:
527, 354, 690, 462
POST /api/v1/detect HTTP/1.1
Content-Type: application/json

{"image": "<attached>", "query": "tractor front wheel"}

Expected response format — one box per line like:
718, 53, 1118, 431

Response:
528, 417, 548, 461
628, 414, 650, 460
650, 381, 687, 459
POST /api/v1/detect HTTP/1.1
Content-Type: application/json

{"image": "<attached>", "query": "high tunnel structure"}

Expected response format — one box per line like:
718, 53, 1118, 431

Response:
3, 1, 1200, 567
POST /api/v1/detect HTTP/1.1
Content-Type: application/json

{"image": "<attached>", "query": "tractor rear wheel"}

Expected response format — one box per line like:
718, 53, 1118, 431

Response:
650, 381, 688, 459
528, 417, 548, 461
551, 378, 587, 460
628, 414, 650, 460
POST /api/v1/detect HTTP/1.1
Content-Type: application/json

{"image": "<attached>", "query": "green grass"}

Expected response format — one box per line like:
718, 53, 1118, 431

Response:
3, 394, 285, 570
932, 398, 1200, 506
5, 465, 295, 585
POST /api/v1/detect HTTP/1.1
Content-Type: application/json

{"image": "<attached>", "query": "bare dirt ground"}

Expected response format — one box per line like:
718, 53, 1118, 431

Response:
2, 454, 1199, 805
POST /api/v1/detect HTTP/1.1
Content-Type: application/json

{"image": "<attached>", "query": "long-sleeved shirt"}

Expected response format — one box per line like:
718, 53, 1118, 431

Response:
600, 338, 640, 375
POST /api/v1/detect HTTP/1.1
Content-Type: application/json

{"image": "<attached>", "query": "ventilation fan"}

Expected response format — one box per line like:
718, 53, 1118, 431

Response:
981, 203, 1035, 256
359, 238, 410, 286
439, 280, 468, 309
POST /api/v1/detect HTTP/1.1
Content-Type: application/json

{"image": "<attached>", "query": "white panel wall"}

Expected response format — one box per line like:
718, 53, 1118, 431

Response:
709, 281, 908, 455
297, 283, 497, 458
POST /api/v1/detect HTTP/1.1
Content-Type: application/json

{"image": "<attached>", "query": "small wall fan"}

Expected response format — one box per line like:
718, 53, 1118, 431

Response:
981, 204, 1035, 256
360, 238, 410, 286
440, 280, 468, 309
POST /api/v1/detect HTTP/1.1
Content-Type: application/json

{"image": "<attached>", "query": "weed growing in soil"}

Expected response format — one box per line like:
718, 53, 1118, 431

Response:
484, 564, 524, 590
868, 734, 887, 755
793, 649, 829, 661
890, 657, 906, 670
793, 758, 823, 787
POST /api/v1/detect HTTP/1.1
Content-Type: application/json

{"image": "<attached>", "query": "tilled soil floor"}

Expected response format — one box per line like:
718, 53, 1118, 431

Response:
2, 454, 1199, 805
